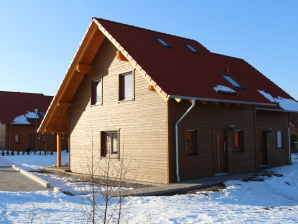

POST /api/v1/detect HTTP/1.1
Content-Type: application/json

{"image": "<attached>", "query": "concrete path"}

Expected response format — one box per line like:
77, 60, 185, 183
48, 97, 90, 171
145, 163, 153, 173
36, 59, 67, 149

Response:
0, 167, 46, 191
116, 173, 254, 197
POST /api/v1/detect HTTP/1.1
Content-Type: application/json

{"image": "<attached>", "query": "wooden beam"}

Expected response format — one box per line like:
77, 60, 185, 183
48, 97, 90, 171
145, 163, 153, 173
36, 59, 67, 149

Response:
116, 50, 128, 61
76, 64, 92, 74
45, 127, 68, 133
148, 85, 156, 91
56, 134, 62, 168
58, 101, 72, 108
175, 98, 182, 103
201, 101, 208, 104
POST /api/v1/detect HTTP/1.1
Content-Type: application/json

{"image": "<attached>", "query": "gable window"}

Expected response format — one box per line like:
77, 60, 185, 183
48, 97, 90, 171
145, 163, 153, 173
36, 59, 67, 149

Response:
101, 131, 119, 157
91, 79, 102, 105
119, 72, 134, 101
185, 43, 200, 54
15, 134, 20, 144
222, 74, 242, 88
155, 37, 171, 48
233, 130, 244, 152
276, 130, 283, 149
184, 129, 197, 155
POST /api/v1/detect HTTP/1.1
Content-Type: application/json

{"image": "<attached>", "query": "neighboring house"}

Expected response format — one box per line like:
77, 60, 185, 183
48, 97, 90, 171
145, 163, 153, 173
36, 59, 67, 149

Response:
0, 91, 67, 152
38, 18, 298, 184
290, 114, 298, 153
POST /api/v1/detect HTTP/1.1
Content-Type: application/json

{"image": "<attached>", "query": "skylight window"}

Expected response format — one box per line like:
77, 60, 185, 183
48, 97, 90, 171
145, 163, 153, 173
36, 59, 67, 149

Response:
185, 43, 200, 54
155, 37, 171, 48
222, 74, 242, 88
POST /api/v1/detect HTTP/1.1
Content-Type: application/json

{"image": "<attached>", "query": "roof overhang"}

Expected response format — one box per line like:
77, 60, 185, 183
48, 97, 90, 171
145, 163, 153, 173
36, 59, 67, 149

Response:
168, 95, 277, 107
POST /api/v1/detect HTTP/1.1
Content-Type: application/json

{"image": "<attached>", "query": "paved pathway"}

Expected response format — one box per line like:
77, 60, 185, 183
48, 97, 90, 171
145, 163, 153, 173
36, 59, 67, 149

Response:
115, 173, 254, 197
0, 157, 46, 192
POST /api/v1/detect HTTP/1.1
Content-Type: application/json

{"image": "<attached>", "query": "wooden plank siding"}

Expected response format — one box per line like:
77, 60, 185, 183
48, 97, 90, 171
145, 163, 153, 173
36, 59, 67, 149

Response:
168, 101, 257, 182
0, 123, 5, 149
256, 111, 290, 167
69, 39, 169, 184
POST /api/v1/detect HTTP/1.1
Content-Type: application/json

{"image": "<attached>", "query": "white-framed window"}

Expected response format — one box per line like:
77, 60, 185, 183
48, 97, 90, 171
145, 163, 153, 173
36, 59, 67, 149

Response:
276, 130, 283, 149
119, 72, 134, 101
101, 131, 120, 157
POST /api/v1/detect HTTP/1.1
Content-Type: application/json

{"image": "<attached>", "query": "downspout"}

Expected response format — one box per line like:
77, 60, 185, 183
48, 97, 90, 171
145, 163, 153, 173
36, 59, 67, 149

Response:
175, 99, 196, 182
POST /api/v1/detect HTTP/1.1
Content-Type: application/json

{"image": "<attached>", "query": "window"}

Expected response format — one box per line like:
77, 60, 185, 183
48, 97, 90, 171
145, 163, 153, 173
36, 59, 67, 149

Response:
119, 72, 134, 101
233, 130, 244, 152
15, 134, 20, 144
101, 131, 119, 157
185, 43, 200, 54
155, 37, 171, 48
184, 130, 197, 155
222, 74, 242, 88
276, 130, 283, 149
91, 79, 102, 105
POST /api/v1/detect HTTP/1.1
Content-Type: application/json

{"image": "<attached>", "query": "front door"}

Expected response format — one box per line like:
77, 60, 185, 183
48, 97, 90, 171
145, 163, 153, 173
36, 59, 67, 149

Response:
212, 129, 228, 173
257, 131, 268, 165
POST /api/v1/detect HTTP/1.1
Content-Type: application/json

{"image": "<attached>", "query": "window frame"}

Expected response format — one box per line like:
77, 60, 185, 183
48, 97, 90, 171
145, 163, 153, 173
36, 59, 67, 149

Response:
154, 36, 172, 48
276, 130, 284, 149
118, 71, 134, 102
185, 43, 200, 54
183, 129, 198, 156
233, 130, 244, 152
91, 79, 103, 106
100, 130, 120, 158
14, 134, 20, 144
221, 74, 244, 89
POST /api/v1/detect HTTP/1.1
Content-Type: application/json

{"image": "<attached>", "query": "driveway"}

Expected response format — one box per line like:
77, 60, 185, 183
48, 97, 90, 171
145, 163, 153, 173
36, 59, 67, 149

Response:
0, 157, 45, 191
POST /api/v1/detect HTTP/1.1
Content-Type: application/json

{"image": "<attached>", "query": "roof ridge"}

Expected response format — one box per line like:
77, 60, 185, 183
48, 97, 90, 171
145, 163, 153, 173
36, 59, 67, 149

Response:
93, 17, 197, 42
0, 90, 52, 97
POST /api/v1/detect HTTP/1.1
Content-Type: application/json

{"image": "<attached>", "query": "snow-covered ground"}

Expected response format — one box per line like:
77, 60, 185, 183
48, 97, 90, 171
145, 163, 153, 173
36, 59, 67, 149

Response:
0, 153, 297, 223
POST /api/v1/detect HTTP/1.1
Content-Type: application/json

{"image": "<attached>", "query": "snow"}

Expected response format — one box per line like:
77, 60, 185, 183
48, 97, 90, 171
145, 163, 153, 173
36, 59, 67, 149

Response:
25, 111, 39, 119
11, 111, 40, 125
213, 85, 236, 93
12, 115, 30, 125
0, 153, 297, 223
258, 90, 298, 111
2, 151, 69, 171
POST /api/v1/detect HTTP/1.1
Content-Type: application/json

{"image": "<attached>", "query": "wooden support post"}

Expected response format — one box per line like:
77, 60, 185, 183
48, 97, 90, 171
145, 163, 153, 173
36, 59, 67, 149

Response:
56, 133, 62, 168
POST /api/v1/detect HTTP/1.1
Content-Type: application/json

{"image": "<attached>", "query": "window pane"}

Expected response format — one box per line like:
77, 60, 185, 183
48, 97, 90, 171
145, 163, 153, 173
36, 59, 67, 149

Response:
156, 37, 170, 47
186, 43, 199, 53
184, 130, 197, 155
233, 130, 244, 152
111, 132, 118, 154
119, 72, 133, 100
91, 80, 102, 105
223, 75, 241, 88
276, 131, 283, 148
96, 80, 102, 103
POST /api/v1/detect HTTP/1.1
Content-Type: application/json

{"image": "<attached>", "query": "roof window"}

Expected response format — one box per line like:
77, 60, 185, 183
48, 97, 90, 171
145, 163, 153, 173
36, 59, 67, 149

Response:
185, 43, 200, 54
155, 37, 171, 48
222, 74, 242, 88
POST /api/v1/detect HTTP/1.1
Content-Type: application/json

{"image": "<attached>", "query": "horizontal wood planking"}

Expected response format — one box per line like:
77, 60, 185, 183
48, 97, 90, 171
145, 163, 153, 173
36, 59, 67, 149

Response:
0, 123, 5, 149
256, 111, 290, 166
69, 39, 169, 184
168, 101, 256, 182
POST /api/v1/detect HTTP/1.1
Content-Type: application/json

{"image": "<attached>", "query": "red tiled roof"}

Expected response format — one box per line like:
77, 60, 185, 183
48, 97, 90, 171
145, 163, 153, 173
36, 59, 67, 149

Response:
0, 91, 53, 124
95, 18, 296, 107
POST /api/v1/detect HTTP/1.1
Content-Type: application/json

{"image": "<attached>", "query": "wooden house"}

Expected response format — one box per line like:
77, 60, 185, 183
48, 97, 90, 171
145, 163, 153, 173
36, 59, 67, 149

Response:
38, 18, 298, 184
0, 91, 67, 153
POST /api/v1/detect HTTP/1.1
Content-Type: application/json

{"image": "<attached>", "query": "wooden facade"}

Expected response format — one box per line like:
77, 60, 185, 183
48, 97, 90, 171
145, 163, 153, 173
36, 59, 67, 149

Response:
38, 18, 294, 184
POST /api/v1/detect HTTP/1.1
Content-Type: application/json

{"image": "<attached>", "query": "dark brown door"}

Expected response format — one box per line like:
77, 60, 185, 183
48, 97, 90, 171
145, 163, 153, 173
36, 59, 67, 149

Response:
212, 129, 228, 173
257, 131, 268, 165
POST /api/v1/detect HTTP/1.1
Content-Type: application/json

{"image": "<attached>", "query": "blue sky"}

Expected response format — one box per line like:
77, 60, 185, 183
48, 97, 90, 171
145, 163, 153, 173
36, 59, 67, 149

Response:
0, 0, 297, 99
